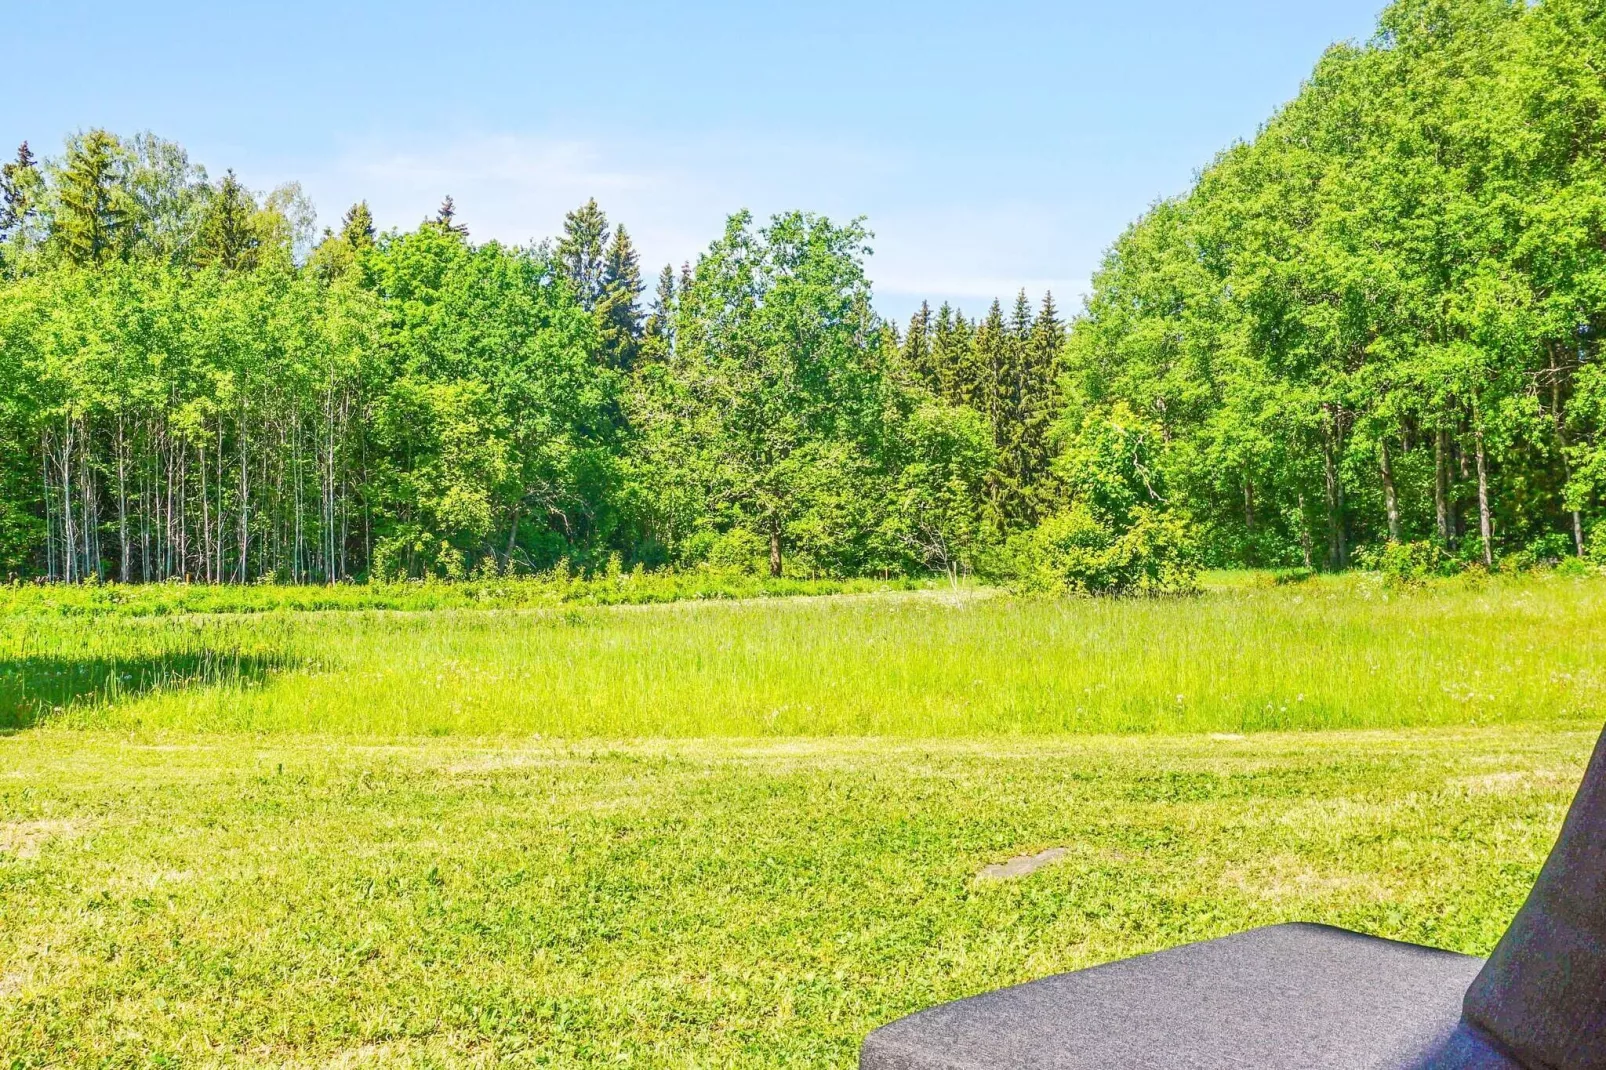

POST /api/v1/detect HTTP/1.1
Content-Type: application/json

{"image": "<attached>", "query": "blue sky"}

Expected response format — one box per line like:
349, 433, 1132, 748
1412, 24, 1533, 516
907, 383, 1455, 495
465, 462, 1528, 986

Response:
6, 1, 1384, 321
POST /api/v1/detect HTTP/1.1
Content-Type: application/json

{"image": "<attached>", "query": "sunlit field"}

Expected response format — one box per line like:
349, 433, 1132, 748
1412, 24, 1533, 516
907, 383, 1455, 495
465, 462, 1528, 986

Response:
4, 571, 1603, 736
2, 574, 1603, 1065
2, 726, 1593, 1066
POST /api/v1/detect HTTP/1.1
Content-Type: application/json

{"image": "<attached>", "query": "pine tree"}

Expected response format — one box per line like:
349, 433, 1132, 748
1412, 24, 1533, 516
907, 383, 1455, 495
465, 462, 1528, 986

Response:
434, 195, 468, 237
1009, 291, 1064, 523
196, 170, 260, 271
968, 300, 1013, 522
900, 302, 936, 391
1004, 288, 1035, 420
556, 199, 610, 310
340, 201, 376, 251
972, 289, 1064, 527
930, 304, 960, 403
596, 224, 644, 371
0, 142, 40, 249
53, 130, 126, 266
970, 300, 1008, 424
643, 262, 676, 362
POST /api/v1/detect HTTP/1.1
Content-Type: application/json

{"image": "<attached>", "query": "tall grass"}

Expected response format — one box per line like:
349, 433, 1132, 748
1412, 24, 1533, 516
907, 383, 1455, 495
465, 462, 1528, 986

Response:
0, 570, 930, 617
7, 572, 1603, 736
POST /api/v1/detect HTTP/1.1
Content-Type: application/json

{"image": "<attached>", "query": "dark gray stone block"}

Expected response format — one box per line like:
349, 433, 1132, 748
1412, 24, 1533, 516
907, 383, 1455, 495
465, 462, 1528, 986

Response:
1461, 727, 1606, 1070
861, 923, 1486, 1070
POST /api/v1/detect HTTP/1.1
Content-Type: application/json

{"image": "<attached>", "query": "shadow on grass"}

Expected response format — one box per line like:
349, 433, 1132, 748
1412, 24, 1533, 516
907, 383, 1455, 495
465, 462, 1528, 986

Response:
0, 650, 297, 730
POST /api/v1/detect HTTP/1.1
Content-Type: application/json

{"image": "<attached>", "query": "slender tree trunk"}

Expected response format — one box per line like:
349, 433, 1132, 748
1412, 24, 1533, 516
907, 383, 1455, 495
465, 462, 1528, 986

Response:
165, 432, 176, 580
60, 418, 75, 583
116, 416, 129, 581
1297, 492, 1312, 570
42, 430, 56, 582
1474, 421, 1494, 569
82, 422, 101, 580
1434, 428, 1451, 546
1549, 347, 1585, 557
200, 441, 212, 582
179, 444, 188, 580
238, 402, 250, 583
1379, 439, 1401, 544
140, 448, 150, 582
324, 390, 336, 584
1322, 411, 1348, 570
768, 517, 783, 578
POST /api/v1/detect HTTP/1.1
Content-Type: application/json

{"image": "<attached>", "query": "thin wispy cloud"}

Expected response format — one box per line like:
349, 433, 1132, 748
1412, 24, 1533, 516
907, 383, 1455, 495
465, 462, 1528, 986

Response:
294, 131, 1087, 320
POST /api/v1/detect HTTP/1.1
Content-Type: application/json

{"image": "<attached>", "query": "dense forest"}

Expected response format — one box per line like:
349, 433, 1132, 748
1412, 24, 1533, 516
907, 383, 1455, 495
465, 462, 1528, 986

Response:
0, 0, 1602, 587
1070, 0, 1606, 572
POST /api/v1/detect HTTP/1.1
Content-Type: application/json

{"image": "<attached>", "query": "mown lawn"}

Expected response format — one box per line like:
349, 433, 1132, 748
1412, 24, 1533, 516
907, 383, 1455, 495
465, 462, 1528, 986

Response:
0, 726, 1596, 1066
1, 575, 1602, 1065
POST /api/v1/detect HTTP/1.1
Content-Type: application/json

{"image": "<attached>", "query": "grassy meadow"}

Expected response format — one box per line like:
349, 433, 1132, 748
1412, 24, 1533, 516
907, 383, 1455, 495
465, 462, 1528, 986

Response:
2, 571, 1603, 736
1, 573, 1603, 1066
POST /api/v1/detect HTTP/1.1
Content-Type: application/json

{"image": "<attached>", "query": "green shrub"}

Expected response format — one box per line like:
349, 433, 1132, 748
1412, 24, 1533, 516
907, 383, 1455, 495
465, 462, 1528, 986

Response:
1356, 540, 1460, 584
1004, 503, 1198, 596
1500, 533, 1575, 573
1556, 555, 1597, 578
1585, 523, 1606, 564
1001, 404, 1198, 597
705, 529, 769, 575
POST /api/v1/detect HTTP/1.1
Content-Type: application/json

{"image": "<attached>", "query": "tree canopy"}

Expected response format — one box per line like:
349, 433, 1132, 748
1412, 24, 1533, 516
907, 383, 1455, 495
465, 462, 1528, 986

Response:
1, 0, 1602, 586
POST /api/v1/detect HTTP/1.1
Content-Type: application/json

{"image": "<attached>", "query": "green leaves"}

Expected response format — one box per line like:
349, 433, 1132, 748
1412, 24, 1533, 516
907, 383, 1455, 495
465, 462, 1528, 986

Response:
1067, 0, 1606, 570
646, 210, 887, 577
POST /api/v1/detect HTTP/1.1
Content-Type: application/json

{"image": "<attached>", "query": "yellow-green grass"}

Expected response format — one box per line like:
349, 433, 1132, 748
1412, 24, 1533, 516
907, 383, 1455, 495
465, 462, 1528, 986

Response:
4, 572, 1604, 736
0, 572, 931, 619
1, 725, 1595, 1066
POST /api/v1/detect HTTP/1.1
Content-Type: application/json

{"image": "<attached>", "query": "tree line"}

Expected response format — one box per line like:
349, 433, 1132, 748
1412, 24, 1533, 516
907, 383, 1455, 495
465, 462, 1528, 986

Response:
0, 133, 1076, 584
1066, 0, 1606, 572
1, 0, 1601, 587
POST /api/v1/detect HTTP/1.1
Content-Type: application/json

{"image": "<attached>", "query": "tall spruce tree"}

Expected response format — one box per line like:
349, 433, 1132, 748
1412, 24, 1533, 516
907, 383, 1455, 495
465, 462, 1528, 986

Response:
986, 291, 1038, 525
971, 300, 1008, 426
52, 129, 126, 266
434, 195, 468, 237
643, 262, 676, 362
1017, 291, 1064, 521
196, 170, 260, 271
556, 199, 610, 310
900, 302, 936, 392
929, 303, 967, 405
341, 201, 376, 250
969, 300, 1011, 522
597, 224, 643, 370
0, 142, 40, 252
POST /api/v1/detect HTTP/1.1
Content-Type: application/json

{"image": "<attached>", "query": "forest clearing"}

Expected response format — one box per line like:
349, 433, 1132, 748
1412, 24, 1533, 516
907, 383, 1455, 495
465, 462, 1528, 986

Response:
1, 575, 1602, 1064
6, 0, 1606, 1063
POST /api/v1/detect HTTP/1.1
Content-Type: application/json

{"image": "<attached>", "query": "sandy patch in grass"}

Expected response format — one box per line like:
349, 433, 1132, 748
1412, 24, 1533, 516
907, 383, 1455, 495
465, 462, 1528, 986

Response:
976, 847, 1069, 882
1451, 768, 1580, 796
442, 752, 565, 775
0, 819, 85, 860
1223, 854, 1390, 902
